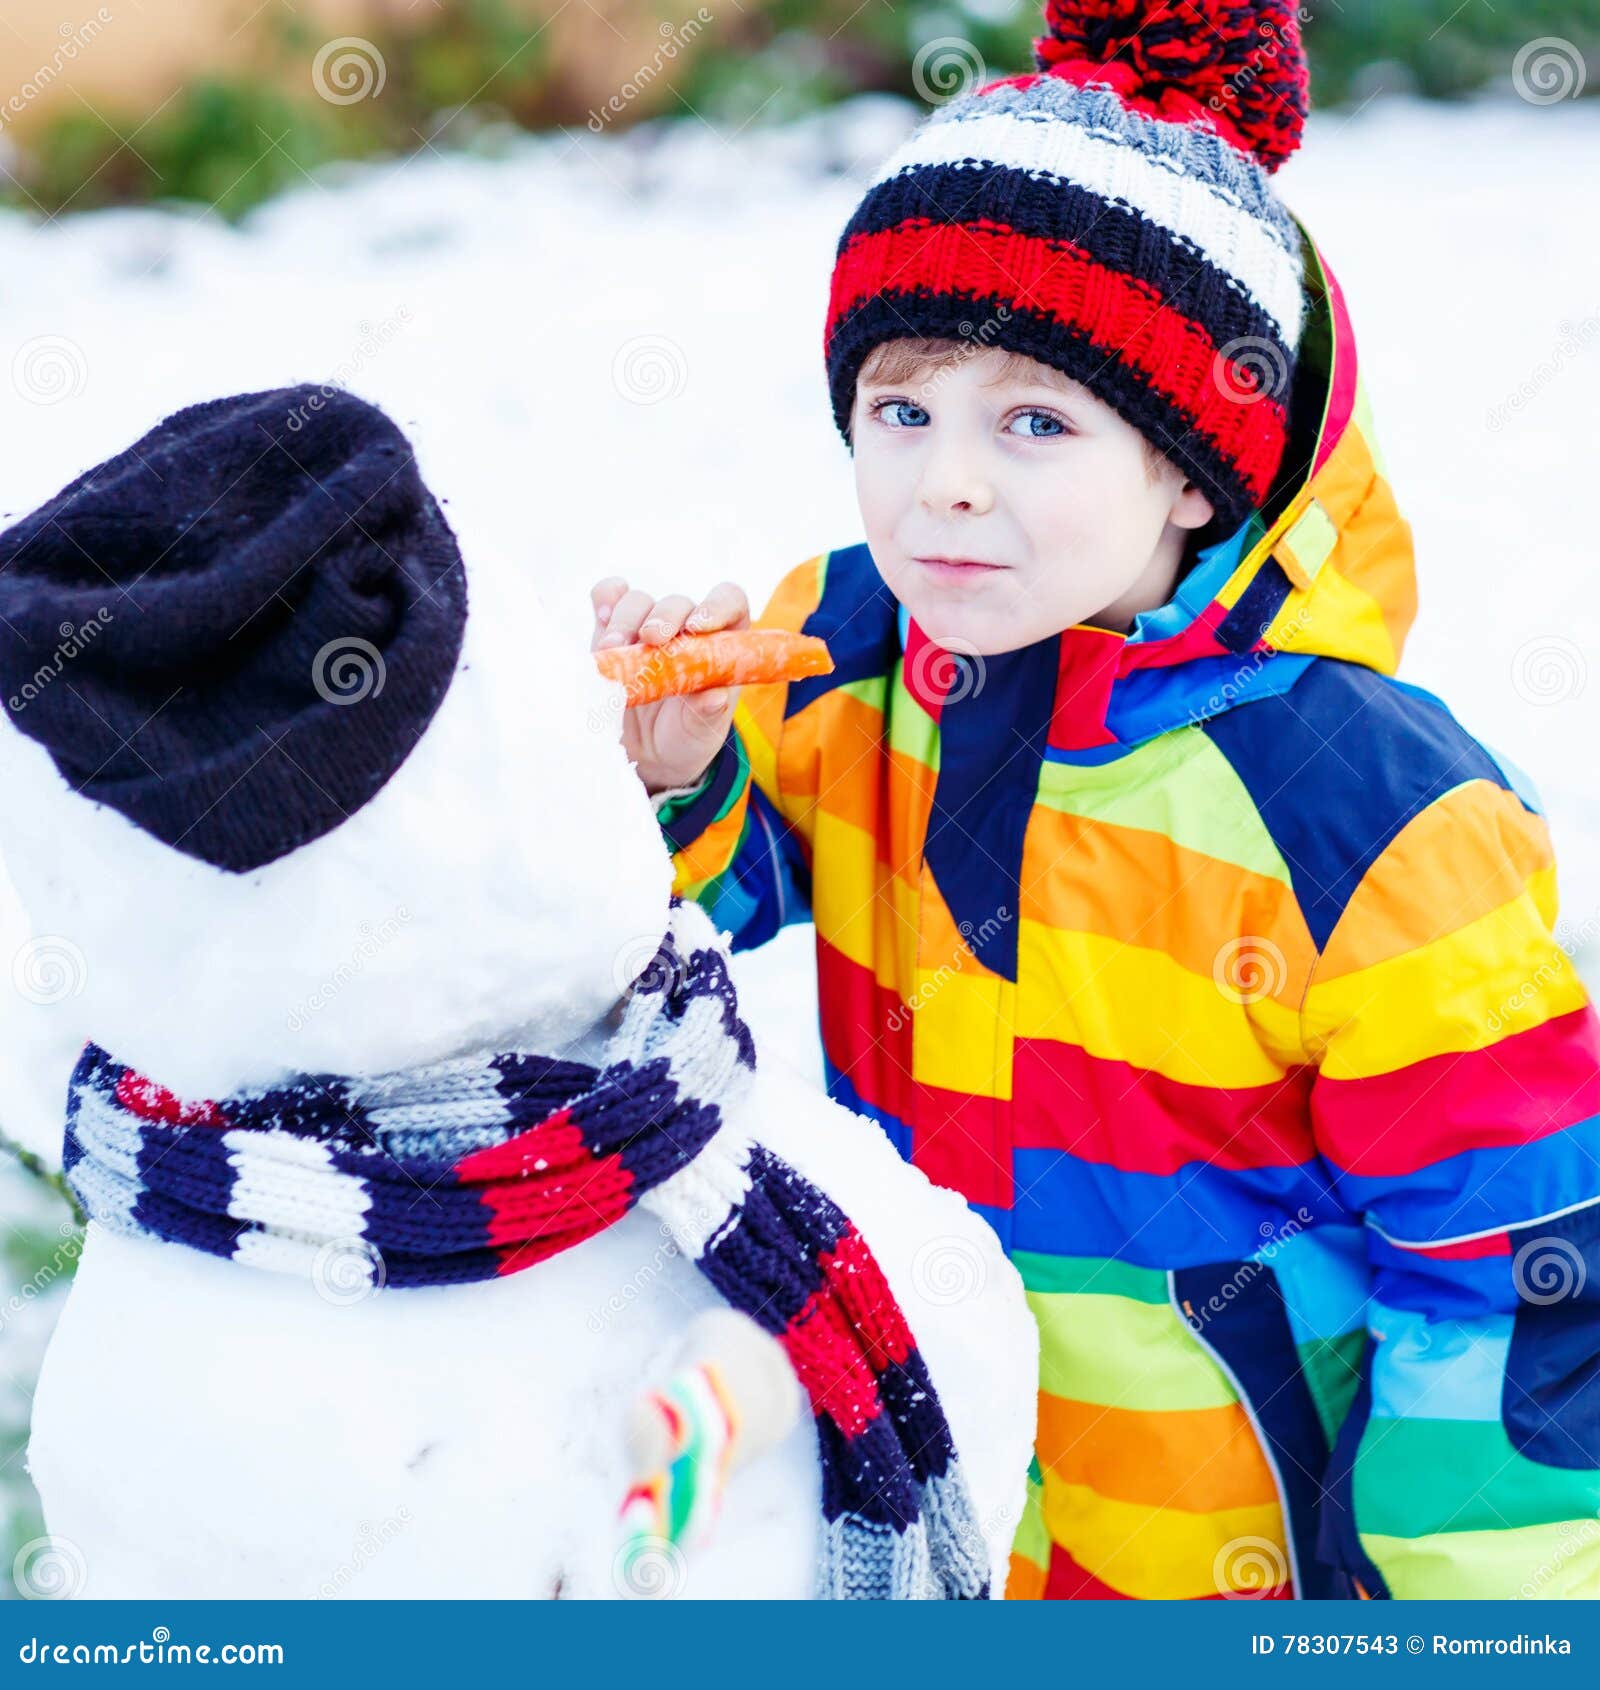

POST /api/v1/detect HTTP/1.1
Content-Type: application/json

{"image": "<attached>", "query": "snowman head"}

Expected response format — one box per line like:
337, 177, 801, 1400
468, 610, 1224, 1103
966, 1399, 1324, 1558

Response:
0, 386, 670, 1101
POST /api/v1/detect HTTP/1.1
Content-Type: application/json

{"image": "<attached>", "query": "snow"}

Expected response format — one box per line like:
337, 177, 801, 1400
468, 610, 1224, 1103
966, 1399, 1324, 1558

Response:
32, 1071, 1035, 1597
0, 91, 1595, 1134
0, 85, 1597, 1589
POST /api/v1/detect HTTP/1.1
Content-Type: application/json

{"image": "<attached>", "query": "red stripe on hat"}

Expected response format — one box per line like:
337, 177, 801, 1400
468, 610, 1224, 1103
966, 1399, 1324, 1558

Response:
828, 218, 1289, 504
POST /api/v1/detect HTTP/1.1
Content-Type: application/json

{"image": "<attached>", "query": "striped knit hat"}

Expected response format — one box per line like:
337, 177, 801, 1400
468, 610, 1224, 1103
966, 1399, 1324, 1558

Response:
825, 0, 1312, 536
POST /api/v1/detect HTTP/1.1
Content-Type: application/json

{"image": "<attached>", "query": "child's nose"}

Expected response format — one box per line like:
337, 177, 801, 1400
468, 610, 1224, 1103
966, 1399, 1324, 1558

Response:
918, 453, 995, 518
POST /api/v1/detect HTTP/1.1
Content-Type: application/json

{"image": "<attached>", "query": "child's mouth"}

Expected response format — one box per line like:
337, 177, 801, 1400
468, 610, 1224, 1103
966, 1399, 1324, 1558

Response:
914, 556, 1006, 583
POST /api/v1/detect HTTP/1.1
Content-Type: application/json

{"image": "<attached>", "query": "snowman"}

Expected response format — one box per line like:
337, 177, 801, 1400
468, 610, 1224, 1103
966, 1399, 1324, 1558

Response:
0, 386, 1036, 1601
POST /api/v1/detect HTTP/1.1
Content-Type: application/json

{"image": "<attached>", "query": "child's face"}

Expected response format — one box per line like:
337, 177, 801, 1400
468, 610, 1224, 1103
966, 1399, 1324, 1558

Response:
851, 344, 1216, 656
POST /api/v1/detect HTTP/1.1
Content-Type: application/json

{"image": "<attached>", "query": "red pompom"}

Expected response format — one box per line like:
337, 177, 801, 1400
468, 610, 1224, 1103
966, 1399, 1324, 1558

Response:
1032, 0, 1308, 172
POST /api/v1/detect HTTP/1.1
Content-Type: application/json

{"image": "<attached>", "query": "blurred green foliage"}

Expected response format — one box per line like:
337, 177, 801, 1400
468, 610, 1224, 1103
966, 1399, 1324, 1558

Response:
0, 1152, 79, 1597
1, 0, 1596, 217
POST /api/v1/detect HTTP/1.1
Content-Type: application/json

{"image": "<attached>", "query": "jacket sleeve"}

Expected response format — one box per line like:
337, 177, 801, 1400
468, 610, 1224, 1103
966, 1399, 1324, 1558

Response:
1301, 774, 1600, 1599
652, 555, 827, 952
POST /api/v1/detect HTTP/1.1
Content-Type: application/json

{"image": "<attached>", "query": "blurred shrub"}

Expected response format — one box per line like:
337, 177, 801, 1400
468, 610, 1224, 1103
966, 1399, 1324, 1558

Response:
1304, 0, 1600, 103
2, 0, 1596, 217
0, 1152, 79, 1596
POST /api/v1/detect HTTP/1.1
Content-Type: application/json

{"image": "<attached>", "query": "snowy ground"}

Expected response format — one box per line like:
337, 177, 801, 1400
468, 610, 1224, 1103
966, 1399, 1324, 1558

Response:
1, 88, 1598, 1567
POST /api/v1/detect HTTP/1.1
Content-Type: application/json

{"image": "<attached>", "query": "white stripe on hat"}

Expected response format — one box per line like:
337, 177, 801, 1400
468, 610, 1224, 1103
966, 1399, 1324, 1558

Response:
865, 109, 1304, 347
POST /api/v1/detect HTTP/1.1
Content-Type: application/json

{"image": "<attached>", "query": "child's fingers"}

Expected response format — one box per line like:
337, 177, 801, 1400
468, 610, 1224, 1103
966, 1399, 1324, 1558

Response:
685, 582, 751, 633
590, 578, 630, 649
638, 594, 698, 644
597, 586, 657, 649
683, 686, 732, 723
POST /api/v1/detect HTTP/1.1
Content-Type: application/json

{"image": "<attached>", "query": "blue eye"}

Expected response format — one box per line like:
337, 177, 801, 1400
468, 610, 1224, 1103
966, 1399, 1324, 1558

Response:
1007, 408, 1067, 438
874, 399, 930, 428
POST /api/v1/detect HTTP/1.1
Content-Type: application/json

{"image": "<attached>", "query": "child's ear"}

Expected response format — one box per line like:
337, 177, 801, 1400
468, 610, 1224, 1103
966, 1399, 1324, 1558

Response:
1171, 479, 1216, 533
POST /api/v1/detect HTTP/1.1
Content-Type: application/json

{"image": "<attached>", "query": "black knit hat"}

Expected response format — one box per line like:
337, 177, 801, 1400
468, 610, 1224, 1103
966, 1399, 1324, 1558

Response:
0, 386, 468, 873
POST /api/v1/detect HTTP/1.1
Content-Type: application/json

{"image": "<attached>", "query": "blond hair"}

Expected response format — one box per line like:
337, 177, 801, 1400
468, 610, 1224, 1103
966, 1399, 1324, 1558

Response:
851, 337, 1167, 484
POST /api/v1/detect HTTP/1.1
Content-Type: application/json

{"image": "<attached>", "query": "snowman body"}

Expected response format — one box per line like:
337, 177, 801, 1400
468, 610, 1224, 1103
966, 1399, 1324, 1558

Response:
1, 389, 1036, 1600
32, 1058, 1032, 1599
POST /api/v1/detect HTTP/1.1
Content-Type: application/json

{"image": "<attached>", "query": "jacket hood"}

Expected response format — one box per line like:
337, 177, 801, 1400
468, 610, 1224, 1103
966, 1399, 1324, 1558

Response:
897, 215, 1419, 760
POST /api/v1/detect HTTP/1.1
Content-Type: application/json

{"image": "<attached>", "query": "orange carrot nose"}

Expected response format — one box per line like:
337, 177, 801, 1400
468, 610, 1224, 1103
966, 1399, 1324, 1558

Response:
593, 628, 833, 709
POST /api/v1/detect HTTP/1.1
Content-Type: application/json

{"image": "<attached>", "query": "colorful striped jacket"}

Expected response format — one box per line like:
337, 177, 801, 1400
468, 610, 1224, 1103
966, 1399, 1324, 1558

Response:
654, 228, 1600, 1600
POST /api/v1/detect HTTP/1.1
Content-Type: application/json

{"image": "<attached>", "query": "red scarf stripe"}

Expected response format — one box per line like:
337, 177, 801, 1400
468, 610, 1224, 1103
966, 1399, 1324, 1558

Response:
778, 1226, 920, 1437
115, 1068, 228, 1129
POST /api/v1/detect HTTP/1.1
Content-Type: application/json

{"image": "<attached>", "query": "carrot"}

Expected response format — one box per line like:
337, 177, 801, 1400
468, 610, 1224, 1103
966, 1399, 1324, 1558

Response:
594, 627, 834, 708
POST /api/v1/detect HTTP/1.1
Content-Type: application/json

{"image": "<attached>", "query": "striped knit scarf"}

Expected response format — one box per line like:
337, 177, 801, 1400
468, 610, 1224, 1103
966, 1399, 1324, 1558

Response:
62, 895, 990, 1600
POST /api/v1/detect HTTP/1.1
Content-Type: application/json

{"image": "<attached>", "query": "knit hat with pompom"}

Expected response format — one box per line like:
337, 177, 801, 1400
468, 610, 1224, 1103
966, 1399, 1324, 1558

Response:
824, 0, 1312, 537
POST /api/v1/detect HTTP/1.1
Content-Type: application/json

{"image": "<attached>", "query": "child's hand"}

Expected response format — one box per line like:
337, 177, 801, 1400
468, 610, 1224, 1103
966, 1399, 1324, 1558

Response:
590, 577, 750, 795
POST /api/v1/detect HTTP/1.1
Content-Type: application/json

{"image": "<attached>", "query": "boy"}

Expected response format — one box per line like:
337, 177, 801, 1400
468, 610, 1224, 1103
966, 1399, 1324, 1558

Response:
595, 0, 1600, 1599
